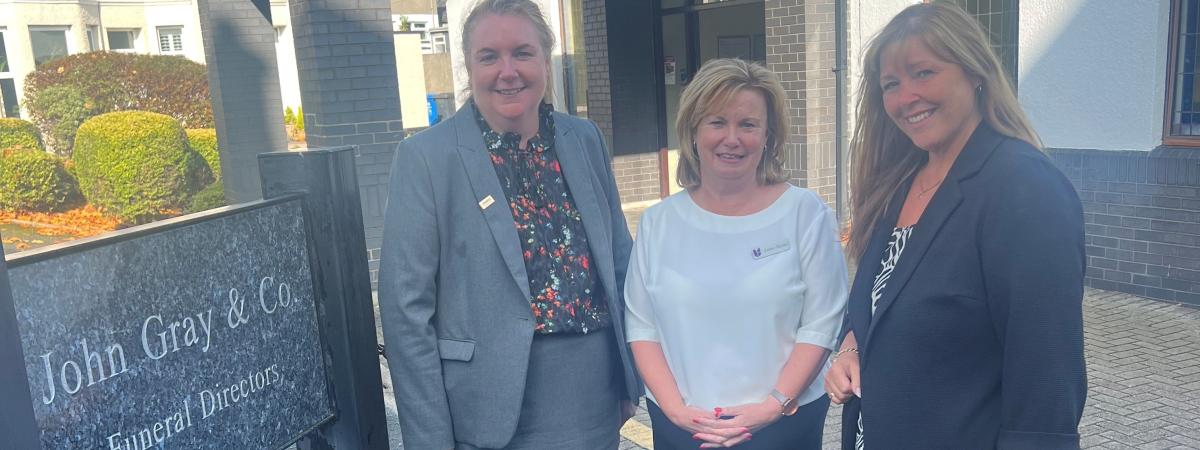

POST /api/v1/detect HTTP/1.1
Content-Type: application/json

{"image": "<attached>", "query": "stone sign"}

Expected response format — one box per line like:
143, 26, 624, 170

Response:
6, 198, 333, 449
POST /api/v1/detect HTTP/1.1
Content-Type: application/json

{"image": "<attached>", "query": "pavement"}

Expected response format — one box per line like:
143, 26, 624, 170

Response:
371, 203, 1200, 449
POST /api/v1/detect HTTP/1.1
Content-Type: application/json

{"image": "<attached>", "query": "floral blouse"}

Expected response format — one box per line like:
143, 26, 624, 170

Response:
474, 101, 611, 335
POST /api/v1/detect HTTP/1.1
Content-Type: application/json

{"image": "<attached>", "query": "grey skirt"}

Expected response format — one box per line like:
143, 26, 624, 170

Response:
458, 328, 622, 450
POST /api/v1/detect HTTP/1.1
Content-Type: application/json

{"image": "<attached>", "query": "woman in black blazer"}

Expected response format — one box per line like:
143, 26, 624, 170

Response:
823, 4, 1086, 449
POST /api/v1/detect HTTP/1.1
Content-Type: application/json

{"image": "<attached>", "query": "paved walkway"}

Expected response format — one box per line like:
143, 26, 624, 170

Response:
373, 200, 1200, 449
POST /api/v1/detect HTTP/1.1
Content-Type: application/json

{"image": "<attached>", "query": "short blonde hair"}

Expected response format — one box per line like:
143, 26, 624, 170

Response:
675, 58, 790, 189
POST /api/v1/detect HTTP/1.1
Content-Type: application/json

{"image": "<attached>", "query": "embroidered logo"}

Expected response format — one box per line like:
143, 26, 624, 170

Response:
751, 241, 790, 260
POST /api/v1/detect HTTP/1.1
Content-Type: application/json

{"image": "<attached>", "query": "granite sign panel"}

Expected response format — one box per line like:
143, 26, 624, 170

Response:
6, 198, 334, 449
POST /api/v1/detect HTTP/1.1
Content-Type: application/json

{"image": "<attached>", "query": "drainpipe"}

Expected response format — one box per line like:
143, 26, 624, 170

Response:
833, 0, 848, 222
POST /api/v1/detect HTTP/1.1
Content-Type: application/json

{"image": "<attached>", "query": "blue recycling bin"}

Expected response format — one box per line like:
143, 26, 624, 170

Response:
427, 94, 439, 125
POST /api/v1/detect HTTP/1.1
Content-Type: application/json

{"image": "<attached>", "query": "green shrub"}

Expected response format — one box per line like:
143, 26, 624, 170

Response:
186, 128, 221, 181
0, 118, 45, 152
23, 52, 213, 153
187, 180, 226, 213
24, 85, 92, 155
294, 106, 304, 131
0, 147, 81, 212
73, 111, 211, 224
284, 107, 296, 127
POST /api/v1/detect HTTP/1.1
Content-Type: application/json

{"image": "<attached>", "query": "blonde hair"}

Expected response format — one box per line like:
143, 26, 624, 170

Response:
460, 0, 556, 102
847, 3, 1042, 260
675, 58, 790, 189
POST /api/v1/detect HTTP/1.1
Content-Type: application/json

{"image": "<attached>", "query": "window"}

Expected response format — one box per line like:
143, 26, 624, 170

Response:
30, 26, 70, 66
86, 26, 100, 52
1166, 0, 1200, 142
432, 33, 447, 54
157, 26, 183, 54
0, 29, 18, 118
934, 0, 1019, 90
107, 29, 138, 53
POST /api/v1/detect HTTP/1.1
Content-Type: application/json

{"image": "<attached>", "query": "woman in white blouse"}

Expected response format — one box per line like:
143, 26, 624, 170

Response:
625, 58, 849, 449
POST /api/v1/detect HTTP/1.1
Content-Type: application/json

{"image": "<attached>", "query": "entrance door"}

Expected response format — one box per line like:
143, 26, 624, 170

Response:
656, 0, 765, 192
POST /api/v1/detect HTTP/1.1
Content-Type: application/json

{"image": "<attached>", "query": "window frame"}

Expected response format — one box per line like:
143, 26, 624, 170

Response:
1163, 0, 1200, 146
156, 26, 184, 55
0, 27, 18, 118
28, 25, 72, 67
106, 28, 140, 53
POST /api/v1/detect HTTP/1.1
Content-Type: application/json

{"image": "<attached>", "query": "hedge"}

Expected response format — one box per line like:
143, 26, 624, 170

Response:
0, 118, 45, 152
23, 85, 91, 155
185, 128, 221, 181
0, 147, 81, 212
73, 111, 211, 223
23, 52, 212, 154
187, 180, 226, 214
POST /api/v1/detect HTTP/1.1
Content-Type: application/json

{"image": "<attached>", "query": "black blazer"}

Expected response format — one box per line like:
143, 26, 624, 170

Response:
841, 123, 1087, 449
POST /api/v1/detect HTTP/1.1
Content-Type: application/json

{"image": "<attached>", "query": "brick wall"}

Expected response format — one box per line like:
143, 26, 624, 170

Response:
766, 0, 838, 208
288, 0, 404, 285
1050, 148, 1200, 305
196, 0, 289, 203
584, 0, 661, 204
613, 153, 662, 203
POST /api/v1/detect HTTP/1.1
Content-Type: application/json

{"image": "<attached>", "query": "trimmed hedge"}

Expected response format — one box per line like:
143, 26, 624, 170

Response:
187, 180, 226, 213
0, 118, 45, 152
23, 52, 212, 154
0, 147, 81, 212
185, 128, 221, 181
23, 85, 91, 155
73, 111, 212, 224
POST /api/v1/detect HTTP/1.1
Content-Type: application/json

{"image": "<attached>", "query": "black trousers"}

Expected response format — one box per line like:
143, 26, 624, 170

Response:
647, 395, 829, 450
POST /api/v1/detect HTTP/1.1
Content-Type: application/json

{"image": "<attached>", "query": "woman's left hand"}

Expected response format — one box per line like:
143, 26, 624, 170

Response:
691, 400, 782, 448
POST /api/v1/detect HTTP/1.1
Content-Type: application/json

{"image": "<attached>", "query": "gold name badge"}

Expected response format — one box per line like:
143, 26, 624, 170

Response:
479, 195, 495, 210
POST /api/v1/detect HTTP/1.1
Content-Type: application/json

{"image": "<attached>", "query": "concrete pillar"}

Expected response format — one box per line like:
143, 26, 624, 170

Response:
288, 0, 405, 284
196, 0, 289, 203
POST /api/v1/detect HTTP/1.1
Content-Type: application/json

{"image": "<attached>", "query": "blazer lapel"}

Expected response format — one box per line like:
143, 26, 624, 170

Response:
852, 189, 906, 347
552, 116, 617, 304
863, 123, 1005, 346
452, 103, 532, 301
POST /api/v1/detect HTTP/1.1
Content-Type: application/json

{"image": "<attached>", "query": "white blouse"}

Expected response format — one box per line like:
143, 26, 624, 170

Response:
624, 186, 849, 410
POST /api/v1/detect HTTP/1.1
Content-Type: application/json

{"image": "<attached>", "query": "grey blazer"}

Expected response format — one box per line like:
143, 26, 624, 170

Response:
379, 102, 639, 450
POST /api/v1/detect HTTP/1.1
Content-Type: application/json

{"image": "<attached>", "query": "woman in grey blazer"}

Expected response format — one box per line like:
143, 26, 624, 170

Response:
378, 1, 638, 449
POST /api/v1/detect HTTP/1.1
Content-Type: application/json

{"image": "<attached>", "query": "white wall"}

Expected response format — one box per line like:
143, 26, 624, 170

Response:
1019, 0, 1169, 151
845, 0, 911, 144
271, 2, 302, 113
395, 32, 430, 128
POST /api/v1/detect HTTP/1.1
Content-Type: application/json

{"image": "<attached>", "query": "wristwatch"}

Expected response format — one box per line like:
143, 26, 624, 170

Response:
768, 389, 800, 416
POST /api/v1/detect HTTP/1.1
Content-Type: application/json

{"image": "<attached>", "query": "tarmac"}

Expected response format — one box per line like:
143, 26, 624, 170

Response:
371, 205, 1200, 449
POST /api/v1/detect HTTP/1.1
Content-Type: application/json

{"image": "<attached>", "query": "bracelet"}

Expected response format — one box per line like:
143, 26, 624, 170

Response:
831, 347, 858, 362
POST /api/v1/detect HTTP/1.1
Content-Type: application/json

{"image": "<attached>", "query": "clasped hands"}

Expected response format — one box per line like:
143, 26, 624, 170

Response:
664, 399, 782, 448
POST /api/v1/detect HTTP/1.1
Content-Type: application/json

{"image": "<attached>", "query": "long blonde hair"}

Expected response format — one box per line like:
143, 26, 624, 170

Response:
675, 58, 790, 188
847, 3, 1041, 260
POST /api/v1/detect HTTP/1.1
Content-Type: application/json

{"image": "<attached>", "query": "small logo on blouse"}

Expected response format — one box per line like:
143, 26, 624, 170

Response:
752, 241, 790, 260
479, 195, 495, 210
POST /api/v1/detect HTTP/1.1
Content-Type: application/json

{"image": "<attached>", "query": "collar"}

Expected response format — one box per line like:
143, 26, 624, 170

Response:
470, 99, 556, 152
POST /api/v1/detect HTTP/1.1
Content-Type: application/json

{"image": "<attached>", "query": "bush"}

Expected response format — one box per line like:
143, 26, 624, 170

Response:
0, 118, 45, 152
187, 180, 226, 213
73, 111, 211, 224
23, 85, 92, 155
23, 52, 213, 154
0, 147, 81, 212
186, 128, 221, 181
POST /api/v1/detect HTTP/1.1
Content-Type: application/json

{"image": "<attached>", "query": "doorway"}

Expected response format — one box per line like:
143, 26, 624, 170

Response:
656, 0, 765, 192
